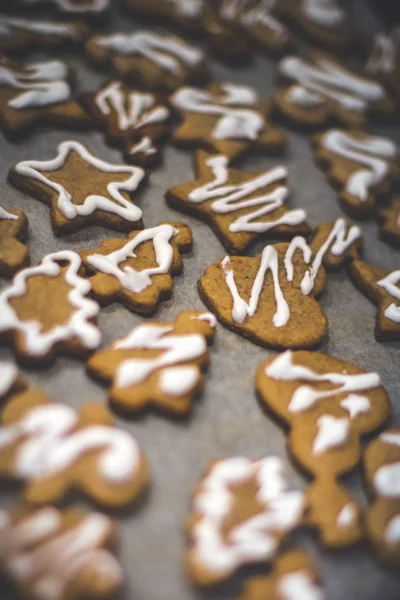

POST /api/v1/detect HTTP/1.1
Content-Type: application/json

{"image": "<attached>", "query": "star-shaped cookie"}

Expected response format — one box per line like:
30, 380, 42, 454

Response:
171, 82, 286, 163
349, 259, 400, 341
0, 207, 30, 278
167, 150, 310, 253
8, 140, 146, 235
0, 56, 91, 137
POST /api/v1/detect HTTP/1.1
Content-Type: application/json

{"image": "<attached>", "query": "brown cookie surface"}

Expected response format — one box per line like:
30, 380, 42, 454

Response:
199, 219, 362, 349
9, 140, 146, 235
275, 51, 395, 128
364, 428, 400, 566
348, 259, 400, 342
81, 81, 171, 167
167, 151, 310, 253
0, 388, 149, 507
0, 250, 101, 364
0, 57, 91, 137
0, 207, 30, 278
171, 82, 286, 163
86, 30, 208, 92
239, 550, 325, 600
186, 456, 305, 585
88, 310, 216, 417
313, 129, 399, 218
0, 505, 122, 600
256, 350, 390, 546
81, 222, 192, 315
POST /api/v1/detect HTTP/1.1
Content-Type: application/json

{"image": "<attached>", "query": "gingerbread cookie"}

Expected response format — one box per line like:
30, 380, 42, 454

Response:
81, 223, 192, 315
364, 428, 400, 566
256, 350, 390, 546
86, 31, 208, 92
0, 250, 101, 364
278, 0, 352, 50
217, 0, 291, 55
88, 311, 215, 417
202, 5, 251, 60
275, 51, 394, 128
15, 0, 110, 15
313, 129, 399, 218
348, 259, 400, 342
239, 550, 325, 600
0, 505, 122, 600
167, 151, 309, 253
0, 360, 26, 401
199, 218, 362, 349
364, 28, 400, 101
380, 198, 400, 248
0, 16, 88, 54
9, 140, 146, 235
81, 81, 170, 167
0, 206, 30, 278
0, 388, 149, 507
171, 83, 286, 163
186, 456, 305, 585
0, 57, 91, 137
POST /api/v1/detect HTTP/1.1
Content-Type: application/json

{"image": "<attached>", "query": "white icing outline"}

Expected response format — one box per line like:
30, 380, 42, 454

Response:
0, 206, 18, 220
0, 250, 101, 356
377, 270, 400, 323
15, 140, 144, 222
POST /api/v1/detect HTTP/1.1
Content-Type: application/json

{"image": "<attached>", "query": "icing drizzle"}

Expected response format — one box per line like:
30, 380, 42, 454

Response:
301, 0, 345, 28
0, 59, 70, 110
171, 84, 265, 141
188, 155, 306, 233
0, 508, 122, 600
222, 218, 361, 325
279, 55, 385, 113
365, 28, 400, 75
0, 250, 101, 356
0, 16, 79, 40
320, 130, 397, 202
265, 350, 380, 413
86, 224, 179, 293
15, 140, 145, 222
96, 31, 204, 74
0, 206, 18, 220
377, 270, 400, 323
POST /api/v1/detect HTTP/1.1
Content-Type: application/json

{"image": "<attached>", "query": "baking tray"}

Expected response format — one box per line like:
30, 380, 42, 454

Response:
0, 1, 400, 599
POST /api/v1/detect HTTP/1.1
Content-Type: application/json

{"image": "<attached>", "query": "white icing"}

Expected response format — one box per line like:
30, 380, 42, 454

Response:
384, 515, 400, 544
279, 55, 385, 112
113, 323, 206, 396
340, 394, 370, 418
377, 270, 400, 323
380, 432, 400, 447
278, 570, 324, 600
86, 224, 179, 294
0, 206, 18, 220
0, 508, 122, 600
287, 85, 324, 107
0, 17, 79, 40
321, 130, 397, 202
0, 401, 140, 483
129, 137, 157, 156
166, 0, 204, 17
191, 312, 217, 327
15, 140, 144, 222
188, 155, 306, 234
95, 81, 170, 132
220, 0, 288, 39
365, 29, 400, 75
313, 415, 350, 455
286, 218, 361, 295
265, 350, 380, 413
171, 84, 264, 141
0, 59, 70, 109
191, 456, 304, 575
0, 251, 101, 356
337, 503, 357, 528
374, 462, 400, 497
20, 0, 109, 13
0, 361, 18, 397
222, 247, 290, 327
96, 31, 204, 74
222, 219, 360, 325
302, 0, 345, 28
